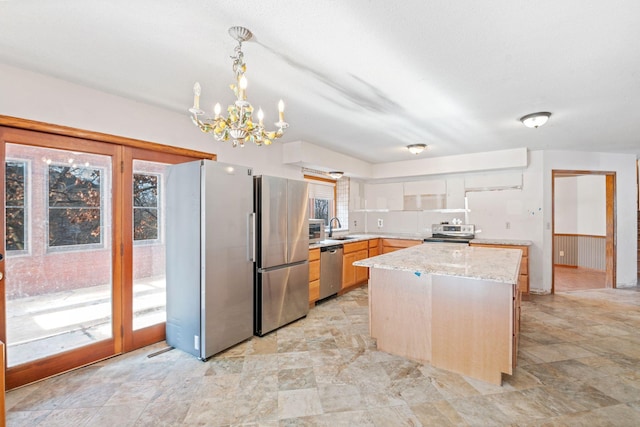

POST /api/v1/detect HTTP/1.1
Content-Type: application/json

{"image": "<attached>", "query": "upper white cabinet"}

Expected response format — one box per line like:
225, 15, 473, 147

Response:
446, 177, 466, 209
364, 182, 404, 210
465, 172, 523, 191
403, 180, 446, 210
349, 180, 365, 211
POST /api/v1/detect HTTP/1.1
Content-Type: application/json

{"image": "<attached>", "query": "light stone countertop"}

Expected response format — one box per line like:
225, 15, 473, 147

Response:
353, 243, 522, 284
470, 238, 532, 246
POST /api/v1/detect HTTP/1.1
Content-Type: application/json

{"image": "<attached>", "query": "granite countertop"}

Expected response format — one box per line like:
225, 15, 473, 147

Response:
353, 243, 522, 284
470, 238, 533, 246
309, 233, 427, 249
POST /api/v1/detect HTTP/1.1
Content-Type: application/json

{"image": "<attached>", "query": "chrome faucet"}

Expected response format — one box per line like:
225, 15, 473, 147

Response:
328, 217, 341, 238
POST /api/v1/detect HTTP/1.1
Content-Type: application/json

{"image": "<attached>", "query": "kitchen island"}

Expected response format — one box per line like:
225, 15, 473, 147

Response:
354, 243, 522, 385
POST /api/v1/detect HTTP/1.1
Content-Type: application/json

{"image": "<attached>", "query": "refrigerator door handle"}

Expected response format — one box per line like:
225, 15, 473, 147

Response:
248, 212, 256, 262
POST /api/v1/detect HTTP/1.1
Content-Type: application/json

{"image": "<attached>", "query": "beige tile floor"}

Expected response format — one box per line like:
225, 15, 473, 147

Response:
6, 285, 640, 426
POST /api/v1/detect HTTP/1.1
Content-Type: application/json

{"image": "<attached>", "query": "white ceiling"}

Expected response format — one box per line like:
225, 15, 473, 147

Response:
1, 0, 639, 163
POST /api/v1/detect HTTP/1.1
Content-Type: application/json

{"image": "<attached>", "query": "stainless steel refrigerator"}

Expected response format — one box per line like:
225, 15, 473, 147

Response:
165, 160, 254, 360
254, 176, 309, 336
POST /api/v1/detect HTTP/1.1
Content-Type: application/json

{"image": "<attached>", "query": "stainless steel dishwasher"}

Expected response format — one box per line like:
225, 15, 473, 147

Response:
319, 244, 343, 300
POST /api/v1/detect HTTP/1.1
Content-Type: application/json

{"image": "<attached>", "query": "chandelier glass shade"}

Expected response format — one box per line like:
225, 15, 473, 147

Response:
189, 26, 288, 147
407, 144, 427, 155
520, 112, 551, 128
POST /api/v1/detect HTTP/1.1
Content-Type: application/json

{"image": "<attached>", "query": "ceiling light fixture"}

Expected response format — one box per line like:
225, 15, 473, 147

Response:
520, 112, 551, 128
407, 144, 427, 155
327, 171, 343, 180
189, 26, 288, 148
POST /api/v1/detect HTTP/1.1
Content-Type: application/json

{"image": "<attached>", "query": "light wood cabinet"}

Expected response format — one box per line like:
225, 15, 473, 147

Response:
368, 238, 380, 257
470, 243, 529, 294
342, 240, 370, 290
309, 248, 320, 304
381, 238, 422, 254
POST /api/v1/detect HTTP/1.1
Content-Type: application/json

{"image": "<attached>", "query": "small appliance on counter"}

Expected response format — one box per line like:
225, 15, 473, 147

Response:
308, 218, 325, 244
424, 224, 475, 244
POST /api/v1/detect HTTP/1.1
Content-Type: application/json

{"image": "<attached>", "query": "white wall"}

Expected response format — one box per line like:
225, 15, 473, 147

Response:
555, 175, 606, 235
554, 177, 578, 233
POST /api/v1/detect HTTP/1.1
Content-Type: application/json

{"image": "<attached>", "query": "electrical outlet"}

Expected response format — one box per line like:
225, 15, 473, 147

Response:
353, 219, 358, 227
505, 221, 510, 229
559, 251, 565, 257
377, 218, 383, 228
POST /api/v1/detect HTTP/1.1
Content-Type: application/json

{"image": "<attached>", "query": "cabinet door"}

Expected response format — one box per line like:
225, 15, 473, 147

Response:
342, 252, 358, 289
355, 249, 369, 284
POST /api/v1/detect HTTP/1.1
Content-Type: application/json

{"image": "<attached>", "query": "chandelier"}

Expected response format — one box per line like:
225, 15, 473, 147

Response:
189, 26, 288, 147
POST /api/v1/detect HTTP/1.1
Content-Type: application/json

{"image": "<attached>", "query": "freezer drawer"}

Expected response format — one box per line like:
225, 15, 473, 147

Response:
255, 262, 310, 336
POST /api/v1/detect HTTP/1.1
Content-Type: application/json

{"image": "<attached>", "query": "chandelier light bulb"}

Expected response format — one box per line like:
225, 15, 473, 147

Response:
193, 82, 201, 109
278, 100, 285, 122
257, 108, 264, 126
214, 103, 221, 118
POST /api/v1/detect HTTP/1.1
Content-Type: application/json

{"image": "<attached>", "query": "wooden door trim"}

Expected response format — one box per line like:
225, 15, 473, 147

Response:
0, 115, 217, 160
551, 170, 616, 292
6, 340, 115, 390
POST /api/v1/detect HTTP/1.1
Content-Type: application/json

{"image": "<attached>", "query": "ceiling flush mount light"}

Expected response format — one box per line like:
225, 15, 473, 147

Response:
327, 171, 343, 180
189, 26, 288, 147
407, 144, 427, 155
520, 112, 551, 128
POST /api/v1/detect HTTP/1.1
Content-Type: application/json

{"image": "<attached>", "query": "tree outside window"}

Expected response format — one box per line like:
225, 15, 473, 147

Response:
6, 160, 27, 251
133, 173, 160, 241
48, 165, 102, 247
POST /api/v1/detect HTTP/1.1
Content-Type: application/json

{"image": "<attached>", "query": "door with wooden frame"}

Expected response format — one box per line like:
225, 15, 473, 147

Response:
1, 122, 212, 389
551, 170, 616, 292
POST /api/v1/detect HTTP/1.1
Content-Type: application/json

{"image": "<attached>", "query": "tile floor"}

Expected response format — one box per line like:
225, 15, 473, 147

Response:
6, 285, 640, 426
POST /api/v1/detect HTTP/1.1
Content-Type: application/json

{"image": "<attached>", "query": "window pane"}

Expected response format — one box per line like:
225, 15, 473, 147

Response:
133, 173, 159, 241
49, 208, 101, 246
6, 161, 26, 251
134, 208, 158, 240
132, 160, 167, 330
313, 199, 331, 225
133, 174, 158, 207
6, 208, 25, 251
48, 165, 102, 247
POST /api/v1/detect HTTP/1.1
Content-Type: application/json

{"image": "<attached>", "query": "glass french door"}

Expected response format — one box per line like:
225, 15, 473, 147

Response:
1, 129, 122, 389
121, 148, 200, 352
1, 126, 206, 388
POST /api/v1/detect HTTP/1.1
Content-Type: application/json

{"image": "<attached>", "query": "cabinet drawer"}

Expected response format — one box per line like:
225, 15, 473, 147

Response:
309, 259, 320, 281
381, 238, 421, 249
343, 240, 369, 253
368, 238, 379, 248
309, 279, 320, 302
309, 248, 320, 261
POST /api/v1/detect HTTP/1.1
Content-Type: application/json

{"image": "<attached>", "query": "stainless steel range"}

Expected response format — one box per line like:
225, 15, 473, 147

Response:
424, 224, 475, 244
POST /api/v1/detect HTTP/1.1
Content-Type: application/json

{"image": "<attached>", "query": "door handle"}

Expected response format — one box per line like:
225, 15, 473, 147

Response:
248, 212, 256, 262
